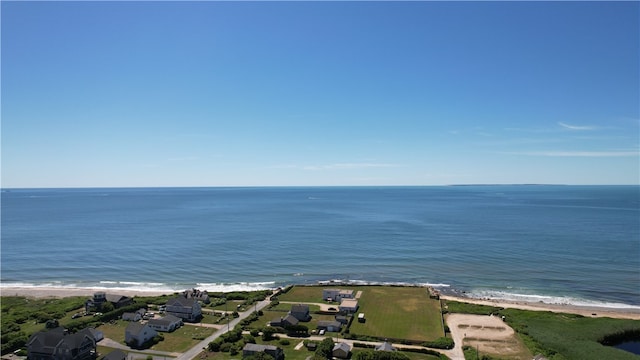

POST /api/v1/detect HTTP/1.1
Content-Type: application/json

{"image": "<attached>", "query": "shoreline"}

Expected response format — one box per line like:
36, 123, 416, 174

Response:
439, 294, 640, 320
2, 285, 640, 320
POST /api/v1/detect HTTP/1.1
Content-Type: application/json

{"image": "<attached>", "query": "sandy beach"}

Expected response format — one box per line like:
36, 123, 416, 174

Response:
440, 294, 640, 320
0, 286, 171, 299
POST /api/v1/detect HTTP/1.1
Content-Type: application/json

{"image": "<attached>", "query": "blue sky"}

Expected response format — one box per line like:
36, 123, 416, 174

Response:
2, 1, 638, 187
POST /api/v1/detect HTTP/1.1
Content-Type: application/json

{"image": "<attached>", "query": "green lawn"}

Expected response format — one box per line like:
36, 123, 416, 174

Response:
274, 285, 444, 342
150, 325, 215, 352
97, 320, 215, 352
348, 286, 443, 342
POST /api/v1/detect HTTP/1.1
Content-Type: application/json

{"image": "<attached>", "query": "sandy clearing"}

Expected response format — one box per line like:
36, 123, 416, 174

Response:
446, 313, 530, 360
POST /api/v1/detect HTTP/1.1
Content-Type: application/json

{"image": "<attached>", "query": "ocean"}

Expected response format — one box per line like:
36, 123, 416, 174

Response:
1, 186, 639, 308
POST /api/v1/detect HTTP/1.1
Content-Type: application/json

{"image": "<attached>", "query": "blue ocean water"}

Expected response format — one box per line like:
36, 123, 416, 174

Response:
1, 186, 639, 308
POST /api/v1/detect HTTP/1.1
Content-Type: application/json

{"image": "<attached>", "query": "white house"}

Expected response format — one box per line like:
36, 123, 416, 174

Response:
148, 314, 183, 332
339, 299, 359, 313
323, 289, 354, 302
125, 322, 157, 348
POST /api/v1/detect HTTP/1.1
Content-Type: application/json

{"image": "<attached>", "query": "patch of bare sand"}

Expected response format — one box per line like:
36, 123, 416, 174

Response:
446, 313, 532, 360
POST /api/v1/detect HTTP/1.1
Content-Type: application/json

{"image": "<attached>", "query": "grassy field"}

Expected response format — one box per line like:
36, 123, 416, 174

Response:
277, 285, 443, 342
349, 286, 443, 342
445, 300, 640, 360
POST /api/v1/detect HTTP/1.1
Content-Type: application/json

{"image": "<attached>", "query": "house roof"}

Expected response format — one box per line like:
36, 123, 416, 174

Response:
105, 294, 130, 303
243, 343, 279, 352
283, 314, 299, 326
317, 320, 341, 328
375, 342, 396, 352
333, 343, 352, 352
167, 296, 197, 307
27, 328, 94, 355
125, 322, 149, 337
149, 314, 182, 326
290, 304, 309, 312
103, 349, 127, 360
339, 299, 358, 307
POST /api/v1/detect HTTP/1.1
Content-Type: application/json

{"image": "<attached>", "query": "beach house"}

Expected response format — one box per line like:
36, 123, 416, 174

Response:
322, 289, 354, 302
269, 314, 299, 328
27, 327, 97, 360
289, 304, 311, 321
242, 343, 285, 360
339, 299, 359, 314
125, 322, 157, 348
148, 314, 183, 332
332, 342, 352, 359
165, 296, 202, 322
317, 320, 342, 332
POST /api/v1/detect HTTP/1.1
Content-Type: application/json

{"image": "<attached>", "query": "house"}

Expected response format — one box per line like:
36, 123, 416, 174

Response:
122, 309, 145, 322
269, 314, 299, 328
335, 315, 349, 324
242, 343, 284, 360
125, 322, 157, 348
27, 327, 96, 360
77, 327, 103, 342
375, 342, 396, 352
148, 314, 183, 332
86, 292, 133, 312
339, 299, 359, 314
322, 289, 354, 302
165, 296, 202, 322
289, 304, 311, 321
102, 349, 127, 360
317, 320, 342, 332
182, 288, 211, 304
332, 342, 352, 359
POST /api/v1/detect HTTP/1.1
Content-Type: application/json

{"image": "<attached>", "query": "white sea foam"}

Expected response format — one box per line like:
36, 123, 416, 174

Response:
1, 280, 276, 294
468, 289, 640, 310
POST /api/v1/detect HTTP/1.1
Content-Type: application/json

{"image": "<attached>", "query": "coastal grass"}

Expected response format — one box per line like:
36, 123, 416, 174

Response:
445, 300, 640, 360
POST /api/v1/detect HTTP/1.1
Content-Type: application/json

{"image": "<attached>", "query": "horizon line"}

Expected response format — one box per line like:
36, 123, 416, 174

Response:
2, 183, 639, 190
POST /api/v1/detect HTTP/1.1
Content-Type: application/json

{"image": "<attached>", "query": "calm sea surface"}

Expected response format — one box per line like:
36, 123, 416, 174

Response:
1, 186, 638, 307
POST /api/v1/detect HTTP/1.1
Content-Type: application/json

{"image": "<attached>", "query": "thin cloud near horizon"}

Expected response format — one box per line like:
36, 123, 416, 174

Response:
558, 122, 597, 131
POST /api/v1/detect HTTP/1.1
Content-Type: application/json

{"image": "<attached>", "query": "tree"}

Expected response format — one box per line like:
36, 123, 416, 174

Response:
262, 327, 277, 341
314, 338, 335, 360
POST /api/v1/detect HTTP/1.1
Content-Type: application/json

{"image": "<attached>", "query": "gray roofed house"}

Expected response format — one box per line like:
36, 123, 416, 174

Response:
166, 296, 202, 322
27, 327, 96, 360
269, 314, 299, 328
148, 314, 183, 332
332, 342, 352, 359
242, 343, 284, 360
125, 322, 157, 348
375, 342, 396, 352
289, 304, 311, 321
102, 349, 127, 360
317, 320, 342, 332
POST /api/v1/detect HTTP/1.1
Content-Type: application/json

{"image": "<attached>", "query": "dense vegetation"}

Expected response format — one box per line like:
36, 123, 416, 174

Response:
445, 300, 640, 360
